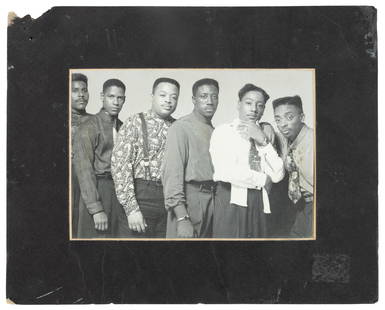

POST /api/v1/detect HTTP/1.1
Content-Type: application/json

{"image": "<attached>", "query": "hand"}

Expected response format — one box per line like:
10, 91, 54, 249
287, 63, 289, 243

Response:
93, 212, 108, 231
127, 210, 147, 233
264, 174, 273, 194
176, 219, 194, 238
237, 122, 267, 145
261, 123, 275, 145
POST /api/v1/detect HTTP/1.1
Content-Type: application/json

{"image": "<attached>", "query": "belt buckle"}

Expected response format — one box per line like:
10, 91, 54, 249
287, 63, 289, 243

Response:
199, 183, 214, 192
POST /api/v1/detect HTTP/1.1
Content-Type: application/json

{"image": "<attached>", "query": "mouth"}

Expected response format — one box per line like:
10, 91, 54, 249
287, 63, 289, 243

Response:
161, 106, 172, 111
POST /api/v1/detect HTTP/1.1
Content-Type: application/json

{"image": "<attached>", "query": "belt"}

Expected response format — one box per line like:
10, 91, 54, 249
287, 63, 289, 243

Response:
96, 172, 113, 180
188, 180, 217, 192
135, 178, 163, 187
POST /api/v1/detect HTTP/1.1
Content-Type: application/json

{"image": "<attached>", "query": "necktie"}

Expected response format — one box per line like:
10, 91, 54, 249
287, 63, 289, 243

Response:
286, 148, 302, 203
249, 138, 261, 171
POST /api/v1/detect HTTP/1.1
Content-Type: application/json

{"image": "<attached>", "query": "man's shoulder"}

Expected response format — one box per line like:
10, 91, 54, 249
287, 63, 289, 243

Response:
302, 124, 314, 141
213, 121, 233, 133
169, 114, 193, 129
79, 114, 99, 128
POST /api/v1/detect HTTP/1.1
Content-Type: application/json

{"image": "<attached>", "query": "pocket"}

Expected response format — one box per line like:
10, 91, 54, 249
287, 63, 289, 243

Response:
186, 195, 203, 225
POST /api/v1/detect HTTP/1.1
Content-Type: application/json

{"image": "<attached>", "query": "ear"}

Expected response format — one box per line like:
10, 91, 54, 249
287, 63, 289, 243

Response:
192, 95, 196, 106
100, 92, 104, 102
237, 100, 241, 111
300, 113, 305, 122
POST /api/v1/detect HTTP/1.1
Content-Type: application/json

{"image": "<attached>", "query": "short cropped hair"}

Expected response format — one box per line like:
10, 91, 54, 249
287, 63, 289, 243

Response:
102, 79, 126, 93
272, 95, 303, 113
72, 73, 88, 85
152, 77, 180, 94
192, 78, 219, 96
238, 83, 270, 102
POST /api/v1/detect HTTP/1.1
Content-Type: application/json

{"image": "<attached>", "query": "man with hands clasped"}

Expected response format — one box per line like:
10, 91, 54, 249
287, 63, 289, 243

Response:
209, 83, 284, 238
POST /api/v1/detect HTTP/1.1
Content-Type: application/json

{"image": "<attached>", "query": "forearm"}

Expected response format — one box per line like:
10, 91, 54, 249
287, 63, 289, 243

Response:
260, 143, 285, 183
215, 167, 266, 189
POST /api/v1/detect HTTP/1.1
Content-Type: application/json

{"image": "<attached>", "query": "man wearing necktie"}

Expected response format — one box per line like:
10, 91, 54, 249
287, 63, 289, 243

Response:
273, 95, 314, 238
210, 84, 284, 238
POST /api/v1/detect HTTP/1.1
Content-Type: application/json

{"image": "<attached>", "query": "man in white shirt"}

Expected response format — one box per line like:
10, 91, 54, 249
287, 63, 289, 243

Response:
209, 84, 284, 238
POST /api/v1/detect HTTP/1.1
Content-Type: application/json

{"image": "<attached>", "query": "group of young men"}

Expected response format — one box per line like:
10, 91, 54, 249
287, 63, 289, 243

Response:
71, 72, 314, 239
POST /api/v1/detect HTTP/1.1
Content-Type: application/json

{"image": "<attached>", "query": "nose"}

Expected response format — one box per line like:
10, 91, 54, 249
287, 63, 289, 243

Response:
280, 119, 288, 128
206, 96, 214, 105
250, 103, 257, 112
112, 97, 119, 106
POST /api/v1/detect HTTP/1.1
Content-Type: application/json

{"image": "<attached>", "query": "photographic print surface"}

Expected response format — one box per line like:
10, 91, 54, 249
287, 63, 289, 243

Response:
70, 68, 316, 240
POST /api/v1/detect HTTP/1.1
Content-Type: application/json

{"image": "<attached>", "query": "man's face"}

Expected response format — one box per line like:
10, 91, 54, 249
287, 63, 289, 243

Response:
152, 82, 179, 118
192, 84, 219, 119
274, 104, 304, 141
71, 80, 89, 112
238, 90, 266, 123
101, 86, 126, 117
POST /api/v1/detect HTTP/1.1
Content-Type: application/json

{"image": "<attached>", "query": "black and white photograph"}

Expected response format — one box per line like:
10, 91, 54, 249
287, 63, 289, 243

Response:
70, 68, 315, 240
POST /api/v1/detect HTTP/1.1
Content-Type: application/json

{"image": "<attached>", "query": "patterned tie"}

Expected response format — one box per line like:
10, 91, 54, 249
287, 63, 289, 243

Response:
286, 148, 302, 203
249, 138, 261, 171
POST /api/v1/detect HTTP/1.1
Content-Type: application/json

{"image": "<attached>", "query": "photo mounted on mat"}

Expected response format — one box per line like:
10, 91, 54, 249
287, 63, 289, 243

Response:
69, 68, 316, 241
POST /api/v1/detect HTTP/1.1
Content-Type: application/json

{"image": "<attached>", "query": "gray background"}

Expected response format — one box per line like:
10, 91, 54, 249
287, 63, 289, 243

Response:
71, 68, 315, 129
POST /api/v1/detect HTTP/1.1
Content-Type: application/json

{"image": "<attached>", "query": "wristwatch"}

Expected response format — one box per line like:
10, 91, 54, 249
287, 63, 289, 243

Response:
176, 215, 191, 222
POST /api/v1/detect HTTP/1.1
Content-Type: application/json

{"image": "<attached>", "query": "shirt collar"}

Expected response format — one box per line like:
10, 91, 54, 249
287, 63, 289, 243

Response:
231, 118, 260, 126
147, 109, 175, 124
289, 123, 308, 149
72, 109, 87, 117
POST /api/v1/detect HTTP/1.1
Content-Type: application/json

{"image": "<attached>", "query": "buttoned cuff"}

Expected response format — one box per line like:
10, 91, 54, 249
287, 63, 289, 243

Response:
251, 171, 267, 189
127, 206, 140, 216
86, 201, 104, 215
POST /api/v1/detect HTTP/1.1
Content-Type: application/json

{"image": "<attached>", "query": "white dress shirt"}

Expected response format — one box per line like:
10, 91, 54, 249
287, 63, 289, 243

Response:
209, 118, 285, 213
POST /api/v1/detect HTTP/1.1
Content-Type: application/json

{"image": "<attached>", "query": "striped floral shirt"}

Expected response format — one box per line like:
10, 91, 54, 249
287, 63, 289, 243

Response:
111, 109, 175, 216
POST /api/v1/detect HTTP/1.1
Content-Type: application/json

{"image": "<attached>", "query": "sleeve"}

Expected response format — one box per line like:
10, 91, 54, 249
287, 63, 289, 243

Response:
111, 116, 140, 217
73, 121, 104, 215
209, 126, 267, 189
259, 143, 285, 183
161, 123, 188, 210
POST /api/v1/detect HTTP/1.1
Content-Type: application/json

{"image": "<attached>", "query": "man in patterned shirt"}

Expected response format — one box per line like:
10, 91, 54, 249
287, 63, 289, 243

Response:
111, 77, 180, 238
71, 73, 91, 238
273, 95, 314, 238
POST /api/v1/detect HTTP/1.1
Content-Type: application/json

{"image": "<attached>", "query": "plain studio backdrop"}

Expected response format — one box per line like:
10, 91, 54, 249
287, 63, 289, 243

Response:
71, 68, 315, 130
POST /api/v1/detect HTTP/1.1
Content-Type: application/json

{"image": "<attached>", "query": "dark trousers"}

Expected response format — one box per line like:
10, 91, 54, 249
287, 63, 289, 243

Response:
290, 198, 314, 238
166, 182, 214, 238
213, 182, 267, 238
77, 178, 131, 238
71, 166, 80, 238
129, 179, 167, 238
